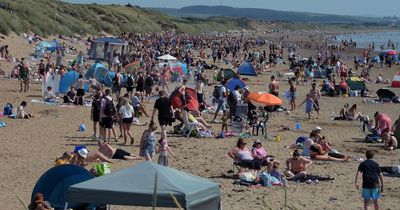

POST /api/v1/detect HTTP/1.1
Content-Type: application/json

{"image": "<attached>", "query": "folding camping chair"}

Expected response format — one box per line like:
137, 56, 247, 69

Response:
360, 121, 382, 143
232, 159, 269, 177
182, 110, 199, 138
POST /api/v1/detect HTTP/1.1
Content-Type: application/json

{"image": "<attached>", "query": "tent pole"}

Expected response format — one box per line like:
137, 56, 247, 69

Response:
63, 202, 68, 210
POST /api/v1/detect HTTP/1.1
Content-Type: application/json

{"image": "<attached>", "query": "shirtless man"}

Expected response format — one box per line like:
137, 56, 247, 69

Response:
309, 83, 321, 118
98, 140, 142, 160
268, 75, 279, 97
284, 149, 313, 180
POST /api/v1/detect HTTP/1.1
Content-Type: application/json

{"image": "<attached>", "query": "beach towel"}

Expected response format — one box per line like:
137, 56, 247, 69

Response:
31, 99, 60, 106
296, 175, 334, 182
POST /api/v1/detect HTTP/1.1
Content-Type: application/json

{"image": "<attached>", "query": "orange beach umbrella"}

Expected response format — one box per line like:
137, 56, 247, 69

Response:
247, 92, 282, 106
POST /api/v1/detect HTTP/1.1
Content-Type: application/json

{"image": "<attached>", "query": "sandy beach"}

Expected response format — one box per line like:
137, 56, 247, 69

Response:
1, 32, 400, 210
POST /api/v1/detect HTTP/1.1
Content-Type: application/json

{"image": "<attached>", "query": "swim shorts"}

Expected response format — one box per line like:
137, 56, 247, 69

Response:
362, 188, 381, 200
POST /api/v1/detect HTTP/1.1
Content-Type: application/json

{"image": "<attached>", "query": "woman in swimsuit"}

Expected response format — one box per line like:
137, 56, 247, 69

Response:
346, 104, 362, 121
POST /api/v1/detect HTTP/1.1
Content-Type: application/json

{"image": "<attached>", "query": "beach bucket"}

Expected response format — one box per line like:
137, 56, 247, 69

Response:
275, 135, 281, 142
295, 122, 301, 130
79, 124, 86, 131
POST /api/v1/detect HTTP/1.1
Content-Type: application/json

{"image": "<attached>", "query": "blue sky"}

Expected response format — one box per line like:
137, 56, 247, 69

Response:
65, 0, 399, 17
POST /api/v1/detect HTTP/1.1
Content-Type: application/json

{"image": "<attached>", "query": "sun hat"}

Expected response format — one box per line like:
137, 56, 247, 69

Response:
253, 139, 262, 147
78, 148, 88, 158
312, 126, 322, 133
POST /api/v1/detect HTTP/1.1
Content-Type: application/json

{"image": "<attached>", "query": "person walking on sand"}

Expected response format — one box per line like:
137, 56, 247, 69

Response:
355, 150, 384, 210
118, 97, 135, 145
75, 74, 88, 106
288, 78, 296, 111
151, 90, 173, 140
309, 82, 321, 118
269, 75, 279, 97
139, 121, 158, 161
299, 94, 318, 119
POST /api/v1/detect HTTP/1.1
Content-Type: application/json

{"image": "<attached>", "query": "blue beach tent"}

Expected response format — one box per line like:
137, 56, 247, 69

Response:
238, 62, 257, 76
31, 164, 94, 209
59, 70, 89, 94
225, 78, 246, 91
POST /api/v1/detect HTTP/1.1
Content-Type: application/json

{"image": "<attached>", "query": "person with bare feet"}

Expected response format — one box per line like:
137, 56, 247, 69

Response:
284, 149, 313, 180
309, 82, 321, 118
97, 140, 141, 160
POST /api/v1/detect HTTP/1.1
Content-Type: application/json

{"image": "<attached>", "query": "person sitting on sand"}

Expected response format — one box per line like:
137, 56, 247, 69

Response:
381, 130, 398, 151
131, 92, 149, 117
44, 86, 57, 103
309, 139, 349, 162
28, 193, 52, 210
284, 149, 313, 180
228, 138, 261, 172
339, 78, 350, 95
70, 148, 112, 167
63, 87, 76, 104
55, 152, 72, 166
17, 101, 33, 119
98, 140, 141, 160
347, 104, 363, 121
251, 139, 273, 166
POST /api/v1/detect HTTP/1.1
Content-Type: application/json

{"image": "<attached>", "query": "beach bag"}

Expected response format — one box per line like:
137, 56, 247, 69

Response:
239, 171, 256, 182
103, 98, 116, 117
392, 165, 400, 175
95, 162, 111, 176
213, 85, 221, 99
3, 103, 13, 116
126, 76, 134, 87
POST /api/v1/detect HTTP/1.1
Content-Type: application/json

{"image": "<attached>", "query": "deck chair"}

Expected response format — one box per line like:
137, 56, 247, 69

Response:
360, 121, 382, 143
182, 110, 199, 138
232, 158, 269, 177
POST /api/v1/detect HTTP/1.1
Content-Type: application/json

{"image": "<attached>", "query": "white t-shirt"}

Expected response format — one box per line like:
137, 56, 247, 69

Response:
119, 105, 134, 119
219, 86, 226, 101
232, 90, 241, 102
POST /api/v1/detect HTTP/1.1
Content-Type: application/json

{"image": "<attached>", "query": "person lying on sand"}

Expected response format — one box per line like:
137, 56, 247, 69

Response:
70, 148, 112, 167
98, 140, 141, 160
284, 149, 312, 180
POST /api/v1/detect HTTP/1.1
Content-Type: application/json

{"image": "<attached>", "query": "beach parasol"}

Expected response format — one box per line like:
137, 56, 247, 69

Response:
124, 61, 140, 74
386, 50, 397, 55
247, 92, 282, 106
157, 54, 177, 60
376, 88, 396, 100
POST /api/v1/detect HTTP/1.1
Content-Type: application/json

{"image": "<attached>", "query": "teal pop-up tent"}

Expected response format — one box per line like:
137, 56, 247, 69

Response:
68, 161, 221, 210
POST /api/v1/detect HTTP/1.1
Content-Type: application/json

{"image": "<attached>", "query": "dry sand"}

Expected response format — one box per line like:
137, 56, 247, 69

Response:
0, 34, 400, 210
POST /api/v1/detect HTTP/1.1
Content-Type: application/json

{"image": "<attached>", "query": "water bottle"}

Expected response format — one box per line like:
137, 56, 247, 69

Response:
330, 112, 335, 120
281, 175, 288, 187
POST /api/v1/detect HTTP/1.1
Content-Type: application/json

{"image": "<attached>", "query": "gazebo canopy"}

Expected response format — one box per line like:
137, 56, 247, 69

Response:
68, 161, 221, 210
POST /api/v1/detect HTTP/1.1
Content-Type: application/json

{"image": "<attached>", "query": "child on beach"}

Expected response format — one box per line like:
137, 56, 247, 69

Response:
139, 121, 157, 161
382, 131, 398, 151
221, 110, 229, 134
157, 139, 176, 166
299, 94, 318, 119
355, 150, 384, 210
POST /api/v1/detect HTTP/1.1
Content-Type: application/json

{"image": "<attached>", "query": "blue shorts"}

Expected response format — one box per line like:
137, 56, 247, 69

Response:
362, 188, 381, 200
215, 99, 226, 113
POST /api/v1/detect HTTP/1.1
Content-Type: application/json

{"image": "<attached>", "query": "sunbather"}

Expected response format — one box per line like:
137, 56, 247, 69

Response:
382, 130, 398, 151
284, 149, 313, 180
70, 148, 112, 167
347, 104, 362, 121
228, 138, 261, 172
98, 140, 141, 160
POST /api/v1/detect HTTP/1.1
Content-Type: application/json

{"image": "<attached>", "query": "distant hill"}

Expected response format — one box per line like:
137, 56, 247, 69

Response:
0, 0, 274, 36
153, 6, 389, 24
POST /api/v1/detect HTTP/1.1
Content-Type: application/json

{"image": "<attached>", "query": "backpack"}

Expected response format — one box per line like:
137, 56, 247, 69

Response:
103, 97, 116, 117
145, 77, 154, 87
227, 91, 235, 104
213, 85, 221, 99
126, 76, 134, 87
3, 103, 13, 115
